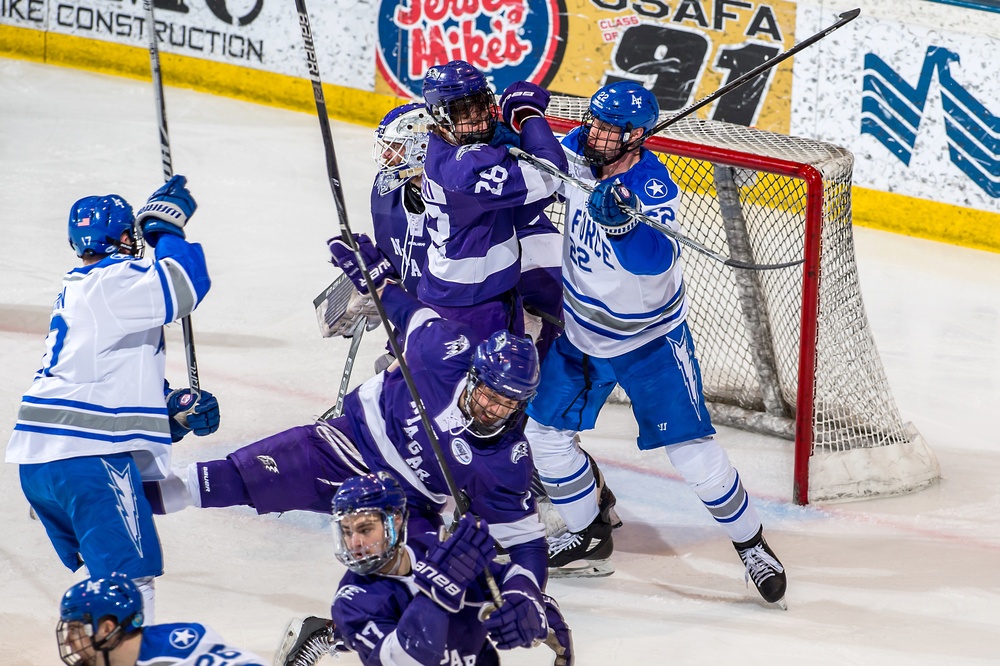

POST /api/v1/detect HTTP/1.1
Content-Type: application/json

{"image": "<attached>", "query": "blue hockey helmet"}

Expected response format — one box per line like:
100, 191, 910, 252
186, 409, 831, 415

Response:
332, 472, 408, 575
68, 194, 138, 258
463, 331, 540, 439
422, 60, 497, 146
583, 81, 660, 166
57, 573, 143, 665
373, 102, 432, 195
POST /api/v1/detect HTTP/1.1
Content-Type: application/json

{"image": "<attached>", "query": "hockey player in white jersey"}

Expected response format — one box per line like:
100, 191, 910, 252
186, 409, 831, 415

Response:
58, 573, 265, 666
5, 177, 219, 620
524, 82, 787, 605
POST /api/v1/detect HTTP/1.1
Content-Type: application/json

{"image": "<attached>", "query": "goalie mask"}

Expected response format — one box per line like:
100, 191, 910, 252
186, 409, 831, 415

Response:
423, 60, 498, 146
57, 573, 143, 666
332, 472, 408, 575
373, 102, 431, 196
582, 81, 659, 167
461, 331, 541, 440
68, 194, 139, 258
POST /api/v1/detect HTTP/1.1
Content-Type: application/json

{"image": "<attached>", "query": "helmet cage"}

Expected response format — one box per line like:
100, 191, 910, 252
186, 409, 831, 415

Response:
332, 507, 405, 575
581, 110, 646, 167
461, 371, 531, 440
57, 574, 142, 666
373, 103, 432, 195
428, 88, 498, 146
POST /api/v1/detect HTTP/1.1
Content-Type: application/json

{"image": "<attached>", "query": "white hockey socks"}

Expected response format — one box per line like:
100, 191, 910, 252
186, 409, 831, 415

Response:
525, 419, 598, 532
665, 437, 761, 544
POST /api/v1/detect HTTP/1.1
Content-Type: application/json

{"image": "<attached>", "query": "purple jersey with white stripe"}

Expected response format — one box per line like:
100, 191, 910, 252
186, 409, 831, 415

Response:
418, 120, 567, 307
371, 182, 428, 294
341, 284, 546, 582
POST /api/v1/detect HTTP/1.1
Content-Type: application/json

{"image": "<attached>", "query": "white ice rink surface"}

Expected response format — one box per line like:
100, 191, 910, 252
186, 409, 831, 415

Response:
2, 58, 1000, 665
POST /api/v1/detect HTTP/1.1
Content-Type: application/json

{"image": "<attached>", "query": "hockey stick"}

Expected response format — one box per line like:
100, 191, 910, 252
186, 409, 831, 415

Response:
319, 316, 366, 421
144, 0, 201, 396
292, 0, 503, 604
649, 8, 861, 136
510, 147, 801, 271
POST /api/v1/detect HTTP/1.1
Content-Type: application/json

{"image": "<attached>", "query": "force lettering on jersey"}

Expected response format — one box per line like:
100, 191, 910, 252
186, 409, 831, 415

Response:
568, 209, 615, 273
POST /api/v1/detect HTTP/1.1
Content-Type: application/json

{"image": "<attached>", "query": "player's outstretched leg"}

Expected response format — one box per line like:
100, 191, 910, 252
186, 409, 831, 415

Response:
734, 527, 786, 606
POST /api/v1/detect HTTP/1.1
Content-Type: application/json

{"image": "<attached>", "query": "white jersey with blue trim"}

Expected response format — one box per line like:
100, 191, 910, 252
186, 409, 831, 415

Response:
5, 248, 205, 480
137, 622, 266, 665
559, 127, 688, 358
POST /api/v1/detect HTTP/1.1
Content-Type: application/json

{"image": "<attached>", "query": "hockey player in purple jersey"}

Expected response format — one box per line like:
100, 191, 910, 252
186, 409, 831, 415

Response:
416, 60, 568, 343
155, 242, 549, 584
524, 82, 787, 605
6, 178, 219, 622
274, 473, 573, 666
57, 573, 265, 666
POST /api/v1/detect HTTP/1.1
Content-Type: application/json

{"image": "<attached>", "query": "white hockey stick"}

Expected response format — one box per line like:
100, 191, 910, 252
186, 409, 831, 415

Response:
510, 146, 801, 271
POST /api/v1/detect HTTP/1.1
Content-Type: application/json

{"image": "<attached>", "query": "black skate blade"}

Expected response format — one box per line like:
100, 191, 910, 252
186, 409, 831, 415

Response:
548, 559, 615, 579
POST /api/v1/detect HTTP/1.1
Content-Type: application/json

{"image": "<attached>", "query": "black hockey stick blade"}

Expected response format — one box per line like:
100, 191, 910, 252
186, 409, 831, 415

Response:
509, 147, 802, 272
650, 8, 861, 136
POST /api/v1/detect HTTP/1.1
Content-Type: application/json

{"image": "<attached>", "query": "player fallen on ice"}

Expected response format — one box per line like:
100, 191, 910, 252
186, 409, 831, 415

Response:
524, 81, 787, 605
274, 472, 573, 666
147, 247, 550, 586
6, 178, 219, 622
57, 573, 264, 665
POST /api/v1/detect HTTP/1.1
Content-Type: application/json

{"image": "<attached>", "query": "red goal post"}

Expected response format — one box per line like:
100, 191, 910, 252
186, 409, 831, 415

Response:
543, 98, 940, 505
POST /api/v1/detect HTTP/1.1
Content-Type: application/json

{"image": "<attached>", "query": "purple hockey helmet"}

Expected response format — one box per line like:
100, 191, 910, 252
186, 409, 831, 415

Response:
422, 60, 498, 146
332, 472, 408, 574
463, 331, 540, 439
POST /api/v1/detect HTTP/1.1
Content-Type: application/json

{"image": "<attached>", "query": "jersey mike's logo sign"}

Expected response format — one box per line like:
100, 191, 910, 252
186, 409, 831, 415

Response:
376, 0, 567, 98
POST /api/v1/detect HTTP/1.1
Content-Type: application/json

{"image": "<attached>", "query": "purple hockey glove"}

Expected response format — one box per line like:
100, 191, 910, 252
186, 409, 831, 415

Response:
412, 514, 495, 612
542, 594, 573, 666
166, 388, 220, 440
483, 575, 548, 649
136, 174, 196, 240
327, 233, 397, 294
586, 179, 638, 236
499, 81, 551, 133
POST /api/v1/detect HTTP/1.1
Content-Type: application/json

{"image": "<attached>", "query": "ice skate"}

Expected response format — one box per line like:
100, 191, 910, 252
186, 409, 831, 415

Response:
734, 527, 787, 609
547, 513, 615, 579
273, 616, 340, 666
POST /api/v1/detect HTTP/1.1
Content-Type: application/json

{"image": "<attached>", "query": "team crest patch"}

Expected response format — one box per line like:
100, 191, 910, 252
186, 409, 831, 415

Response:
644, 178, 668, 198
455, 144, 483, 161
335, 585, 367, 601
168, 626, 201, 649
443, 335, 471, 360
257, 455, 279, 473
510, 441, 529, 464
451, 438, 473, 465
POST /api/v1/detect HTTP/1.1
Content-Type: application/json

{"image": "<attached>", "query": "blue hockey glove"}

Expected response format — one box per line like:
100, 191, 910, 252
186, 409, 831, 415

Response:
499, 81, 550, 133
135, 174, 197, 241
412, 514, 495, 612
327, 233, 397, 295
489, 123, 520, 149
586, 179, 638, 236
482, 575, 548, 649
542, 594, 573, 666
166, 388, 220, 439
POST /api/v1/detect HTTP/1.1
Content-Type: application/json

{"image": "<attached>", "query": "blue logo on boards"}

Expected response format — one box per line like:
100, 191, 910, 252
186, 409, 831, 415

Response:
861, 47, 998, 197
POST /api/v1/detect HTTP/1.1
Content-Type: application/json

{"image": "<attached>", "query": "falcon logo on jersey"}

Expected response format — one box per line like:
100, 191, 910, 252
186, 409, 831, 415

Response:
335, 585, 367, 601
510, 441, 529, 464
443, 335, 471, 360
168, 626, 201, 649
257, 455, 279, 474
451, 438, 473, 465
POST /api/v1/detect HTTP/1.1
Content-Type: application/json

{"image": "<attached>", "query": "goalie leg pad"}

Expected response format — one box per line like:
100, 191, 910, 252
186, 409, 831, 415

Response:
665, 437, 761, 544
227, 417, 369, 515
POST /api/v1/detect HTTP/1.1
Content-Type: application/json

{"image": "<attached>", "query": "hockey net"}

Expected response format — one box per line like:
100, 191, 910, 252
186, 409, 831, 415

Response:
544, 96, 940, 505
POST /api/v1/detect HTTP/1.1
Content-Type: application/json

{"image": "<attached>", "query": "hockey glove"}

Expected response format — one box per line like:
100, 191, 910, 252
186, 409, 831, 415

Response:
542, 594, 574, 666
482, 574, 548, 649
412, 514, 496, 612
328, 233, 397, 295
166, 388, 220, 439
586, 179, 638, 236
136, 174, 197, 241
499, 81, 551, 134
